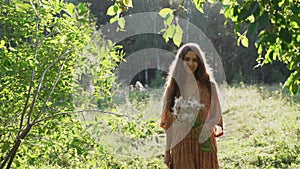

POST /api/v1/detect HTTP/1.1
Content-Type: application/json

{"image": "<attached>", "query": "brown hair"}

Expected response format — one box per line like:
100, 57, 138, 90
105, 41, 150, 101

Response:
162, 43, 212, 113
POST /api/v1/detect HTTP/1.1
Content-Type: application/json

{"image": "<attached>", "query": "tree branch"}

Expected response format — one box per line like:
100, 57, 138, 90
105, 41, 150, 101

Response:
27, 49, 72, 125
32, 112, 74, 125
32, 54, 69, 124
33, 109, 131, 125
78, 109, 130, 118
19, 0, 40, 136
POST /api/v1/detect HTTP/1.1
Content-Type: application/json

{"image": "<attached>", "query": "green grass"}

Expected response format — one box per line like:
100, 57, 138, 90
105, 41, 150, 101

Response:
92, 83, 299, 168
14, 84, 299, 168
218, 83, 300, 169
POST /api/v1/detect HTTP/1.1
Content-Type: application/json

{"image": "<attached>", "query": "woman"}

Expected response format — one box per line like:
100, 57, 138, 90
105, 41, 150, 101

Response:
160, 43, 223, 169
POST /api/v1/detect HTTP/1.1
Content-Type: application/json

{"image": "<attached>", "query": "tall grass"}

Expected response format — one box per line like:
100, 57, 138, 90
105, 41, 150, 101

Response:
81, 83, 300, 168
17, 84, 299, 168
218, 83, 300, 169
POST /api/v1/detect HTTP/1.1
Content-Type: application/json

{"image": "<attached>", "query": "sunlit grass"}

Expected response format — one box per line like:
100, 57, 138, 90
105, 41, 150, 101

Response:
218, 83, 300, 169
99, 84, 300, 169
19, 83, 299, 168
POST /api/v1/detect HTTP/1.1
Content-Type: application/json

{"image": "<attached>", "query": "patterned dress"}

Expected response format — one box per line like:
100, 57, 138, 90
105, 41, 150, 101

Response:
160, 81, 223, 169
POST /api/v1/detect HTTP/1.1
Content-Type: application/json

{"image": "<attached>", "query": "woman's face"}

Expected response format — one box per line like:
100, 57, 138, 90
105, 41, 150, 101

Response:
183, 50, 199, 73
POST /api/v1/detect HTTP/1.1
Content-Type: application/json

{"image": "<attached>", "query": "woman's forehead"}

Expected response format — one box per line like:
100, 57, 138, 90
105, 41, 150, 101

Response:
184, 51, 197, 57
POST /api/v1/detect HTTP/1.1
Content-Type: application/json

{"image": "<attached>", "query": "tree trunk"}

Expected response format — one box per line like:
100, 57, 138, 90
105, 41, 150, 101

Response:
1, 124, 33, 169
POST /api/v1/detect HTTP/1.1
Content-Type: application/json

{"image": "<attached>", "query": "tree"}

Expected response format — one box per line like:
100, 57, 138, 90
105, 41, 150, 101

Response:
191, 0, 300, 94
0, 0, 121, 168
133, 0, 299, 94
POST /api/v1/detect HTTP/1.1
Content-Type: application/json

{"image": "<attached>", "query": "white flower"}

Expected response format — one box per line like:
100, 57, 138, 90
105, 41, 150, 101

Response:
172, 96, 204, 125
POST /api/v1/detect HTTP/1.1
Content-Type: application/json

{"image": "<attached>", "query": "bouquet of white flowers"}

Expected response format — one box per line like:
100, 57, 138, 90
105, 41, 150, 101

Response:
172, 96, 213, 152
172, 96, 204, 125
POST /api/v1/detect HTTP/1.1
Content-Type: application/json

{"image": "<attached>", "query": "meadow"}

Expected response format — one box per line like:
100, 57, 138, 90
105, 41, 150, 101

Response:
84, 83, 300, 169
6, 83, 299, 168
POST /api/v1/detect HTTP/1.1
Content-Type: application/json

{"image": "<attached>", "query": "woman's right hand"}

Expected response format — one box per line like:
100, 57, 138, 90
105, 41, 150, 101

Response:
164, 150, 172, 168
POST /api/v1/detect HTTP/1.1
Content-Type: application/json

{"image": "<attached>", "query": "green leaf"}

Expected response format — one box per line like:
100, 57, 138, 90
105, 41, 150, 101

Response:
110, 51, 120, 62
296, 34, 300, 43
0, 40, 5, 48
118, 17, 125, 29
159, 8, 173, 18
162, 32, 169, 43
247, 15, 255, 23
290, 21, 299, 29
288, 61, 295, 70
15, 2, 31, 12
110, 16, 117, 24
175, 24, 183, 35
123, 0, 133, 7
284, 76, 293, 88
237, 31, 248, 47
278, 0, 285, 7
166, 25, 176, 38
173, 25, 183, 47
66, 3, 75, 15
265, 48, 274, 63
241, 36, 249, 47
78, 3, 88, 15
107, 5, 118, 16
257, 44, 263, 54
286, 71, 300, 95
164, 13, 174, 26
291, 83, 298, 95
193, 0, 205, 13
77, 18, 89, 25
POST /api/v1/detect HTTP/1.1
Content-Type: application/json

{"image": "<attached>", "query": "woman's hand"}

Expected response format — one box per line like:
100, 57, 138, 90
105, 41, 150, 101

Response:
164, 150, 172, 168
214, 125, 223, 137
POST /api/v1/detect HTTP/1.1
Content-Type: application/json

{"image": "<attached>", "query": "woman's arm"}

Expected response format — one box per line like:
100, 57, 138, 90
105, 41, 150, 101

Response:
210, 82, 224, 137
160, 110, 174, 149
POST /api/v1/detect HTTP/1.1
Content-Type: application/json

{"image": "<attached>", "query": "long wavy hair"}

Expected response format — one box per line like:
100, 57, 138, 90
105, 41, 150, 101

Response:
162, 43, 214, 113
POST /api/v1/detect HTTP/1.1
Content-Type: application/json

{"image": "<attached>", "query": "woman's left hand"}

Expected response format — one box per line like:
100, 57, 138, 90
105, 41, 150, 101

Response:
214, 125, 223, 137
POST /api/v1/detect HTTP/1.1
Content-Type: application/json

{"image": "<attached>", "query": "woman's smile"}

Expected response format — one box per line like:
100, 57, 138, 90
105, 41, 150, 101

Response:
183, 51, 199, 73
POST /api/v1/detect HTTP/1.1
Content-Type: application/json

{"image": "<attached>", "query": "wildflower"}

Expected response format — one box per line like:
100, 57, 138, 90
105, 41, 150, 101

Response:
172, 96, 204, 125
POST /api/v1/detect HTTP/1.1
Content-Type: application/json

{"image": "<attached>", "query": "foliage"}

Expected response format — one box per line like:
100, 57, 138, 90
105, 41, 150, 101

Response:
79, 87, 166, 168
218, 83, 300, 169
159, 8, 183, 47
79, 0, 295, 90
154, 0, 298, 94
9, 116, 121, 168
0, 0, 122, 168
84, 84, 299, 169
192, 0, 300, 94
1, 0, 299, 168
86, 0, 291, 85
73, 37, 125, 110
106, 0, 133, 30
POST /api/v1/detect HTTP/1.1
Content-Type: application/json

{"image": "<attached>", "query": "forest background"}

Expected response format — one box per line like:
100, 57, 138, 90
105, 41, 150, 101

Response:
0, 0, 299, 168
